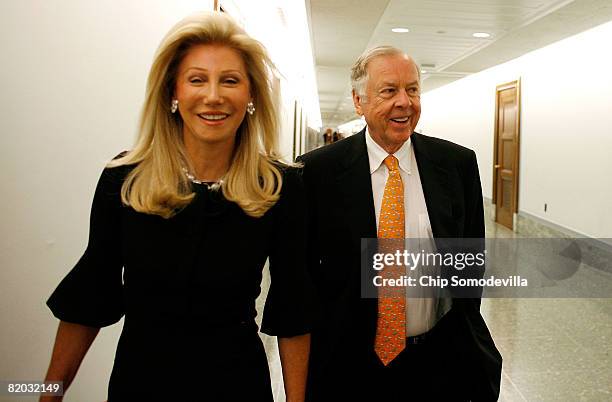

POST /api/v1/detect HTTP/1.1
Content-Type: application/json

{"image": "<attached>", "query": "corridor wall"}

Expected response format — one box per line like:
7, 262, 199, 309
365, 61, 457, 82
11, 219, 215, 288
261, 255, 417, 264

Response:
418, 20, 612, 238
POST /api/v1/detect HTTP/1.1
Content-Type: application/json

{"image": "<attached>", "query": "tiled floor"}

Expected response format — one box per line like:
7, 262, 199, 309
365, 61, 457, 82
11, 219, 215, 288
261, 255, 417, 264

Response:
483, 220, 612, 401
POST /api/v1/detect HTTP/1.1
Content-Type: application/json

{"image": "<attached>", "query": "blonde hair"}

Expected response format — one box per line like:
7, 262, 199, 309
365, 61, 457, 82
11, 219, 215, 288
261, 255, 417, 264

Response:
108, 12, 283, 218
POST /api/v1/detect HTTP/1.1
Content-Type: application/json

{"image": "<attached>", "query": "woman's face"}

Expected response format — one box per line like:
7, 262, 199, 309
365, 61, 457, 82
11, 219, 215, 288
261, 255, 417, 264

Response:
174, 44, 251, 149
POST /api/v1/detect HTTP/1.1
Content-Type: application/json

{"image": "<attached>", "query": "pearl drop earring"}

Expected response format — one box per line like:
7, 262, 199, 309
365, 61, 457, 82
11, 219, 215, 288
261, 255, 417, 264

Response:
246, 101, 255, 115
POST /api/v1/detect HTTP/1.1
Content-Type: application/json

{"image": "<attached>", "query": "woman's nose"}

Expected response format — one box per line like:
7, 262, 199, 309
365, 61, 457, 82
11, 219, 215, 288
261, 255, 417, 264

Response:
203, 83, 222, 104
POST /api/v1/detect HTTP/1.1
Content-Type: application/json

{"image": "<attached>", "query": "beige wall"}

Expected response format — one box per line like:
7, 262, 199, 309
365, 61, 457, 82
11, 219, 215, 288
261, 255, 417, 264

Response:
418, 20, 612, 238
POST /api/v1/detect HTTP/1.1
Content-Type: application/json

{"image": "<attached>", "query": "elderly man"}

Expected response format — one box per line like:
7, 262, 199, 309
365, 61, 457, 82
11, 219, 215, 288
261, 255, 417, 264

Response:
298, 46, 502, 401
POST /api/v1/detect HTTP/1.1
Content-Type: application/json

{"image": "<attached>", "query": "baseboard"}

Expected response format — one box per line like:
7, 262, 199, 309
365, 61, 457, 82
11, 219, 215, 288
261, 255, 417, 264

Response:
483, 197, 612, 274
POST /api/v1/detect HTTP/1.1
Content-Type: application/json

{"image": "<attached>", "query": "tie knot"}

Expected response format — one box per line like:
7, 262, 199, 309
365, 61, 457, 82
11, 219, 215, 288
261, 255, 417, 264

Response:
384, 155, 399, 172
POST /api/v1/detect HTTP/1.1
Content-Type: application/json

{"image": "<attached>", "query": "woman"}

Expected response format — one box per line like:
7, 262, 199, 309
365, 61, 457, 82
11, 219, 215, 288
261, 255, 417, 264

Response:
42, 12, 312, 402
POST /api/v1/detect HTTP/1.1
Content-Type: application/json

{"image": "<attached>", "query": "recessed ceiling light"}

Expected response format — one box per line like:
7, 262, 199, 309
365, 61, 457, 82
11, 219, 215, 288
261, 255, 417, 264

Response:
472, 32, 491, 38
421, 70, 427, 74
392, 28, 410, 33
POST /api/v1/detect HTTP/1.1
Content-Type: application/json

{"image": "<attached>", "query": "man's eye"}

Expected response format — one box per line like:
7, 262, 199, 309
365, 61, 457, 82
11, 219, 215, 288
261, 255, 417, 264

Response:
382, 88, 396, 94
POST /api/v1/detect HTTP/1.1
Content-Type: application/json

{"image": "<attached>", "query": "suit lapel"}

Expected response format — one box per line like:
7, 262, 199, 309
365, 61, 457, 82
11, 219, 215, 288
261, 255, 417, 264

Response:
411, 133, 456, 238
333, 131, 456, 238
335, 129, 378, 240
334, 129, 379, 340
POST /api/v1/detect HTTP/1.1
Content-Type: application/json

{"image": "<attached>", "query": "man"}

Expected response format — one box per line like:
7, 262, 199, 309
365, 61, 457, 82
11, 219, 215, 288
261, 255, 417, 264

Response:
298, 46, 502, 401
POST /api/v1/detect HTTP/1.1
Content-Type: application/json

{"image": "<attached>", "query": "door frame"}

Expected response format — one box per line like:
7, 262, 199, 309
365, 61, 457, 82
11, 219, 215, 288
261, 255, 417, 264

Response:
492, 79, 521, 228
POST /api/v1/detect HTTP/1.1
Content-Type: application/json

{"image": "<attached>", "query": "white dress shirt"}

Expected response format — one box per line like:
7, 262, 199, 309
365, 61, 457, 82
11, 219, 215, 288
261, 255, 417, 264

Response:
365, 127, 440, 336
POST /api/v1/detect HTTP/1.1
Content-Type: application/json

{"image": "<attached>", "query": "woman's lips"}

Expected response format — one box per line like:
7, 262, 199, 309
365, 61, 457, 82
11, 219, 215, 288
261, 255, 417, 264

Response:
198, 113, 229, 120
198, 113, 229, 125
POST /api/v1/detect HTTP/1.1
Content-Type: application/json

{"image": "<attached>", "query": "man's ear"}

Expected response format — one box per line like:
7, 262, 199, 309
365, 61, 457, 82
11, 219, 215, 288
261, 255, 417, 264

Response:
352, 89, 363, 116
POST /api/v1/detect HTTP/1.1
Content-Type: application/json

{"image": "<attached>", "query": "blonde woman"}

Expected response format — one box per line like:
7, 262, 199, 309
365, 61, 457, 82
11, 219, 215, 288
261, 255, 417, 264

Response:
42, 12, 311, 402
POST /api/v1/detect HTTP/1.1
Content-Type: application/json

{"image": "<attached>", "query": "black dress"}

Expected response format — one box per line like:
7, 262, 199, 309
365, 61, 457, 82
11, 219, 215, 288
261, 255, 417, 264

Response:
47, 163, 313, 401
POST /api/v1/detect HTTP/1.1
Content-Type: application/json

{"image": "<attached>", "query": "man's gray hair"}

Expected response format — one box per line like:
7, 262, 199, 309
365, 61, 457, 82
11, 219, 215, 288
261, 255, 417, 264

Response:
350, 46, 420, 98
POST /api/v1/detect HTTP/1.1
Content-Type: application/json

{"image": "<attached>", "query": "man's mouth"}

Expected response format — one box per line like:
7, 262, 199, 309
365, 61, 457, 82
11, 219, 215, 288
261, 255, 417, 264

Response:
198, 113, 229, 121
390, 116, 410, 123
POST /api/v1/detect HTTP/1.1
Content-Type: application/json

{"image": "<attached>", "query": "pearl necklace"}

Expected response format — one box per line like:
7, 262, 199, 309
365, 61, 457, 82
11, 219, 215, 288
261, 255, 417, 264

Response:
181, 167, 224, 190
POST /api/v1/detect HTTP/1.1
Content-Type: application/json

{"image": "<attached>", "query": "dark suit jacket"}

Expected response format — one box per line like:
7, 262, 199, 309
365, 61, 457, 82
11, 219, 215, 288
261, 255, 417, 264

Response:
298, 129, 502, 401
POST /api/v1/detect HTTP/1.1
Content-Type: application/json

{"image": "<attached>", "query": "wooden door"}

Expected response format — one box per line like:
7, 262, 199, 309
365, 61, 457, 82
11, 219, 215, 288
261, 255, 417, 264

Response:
493, 80, 521, 230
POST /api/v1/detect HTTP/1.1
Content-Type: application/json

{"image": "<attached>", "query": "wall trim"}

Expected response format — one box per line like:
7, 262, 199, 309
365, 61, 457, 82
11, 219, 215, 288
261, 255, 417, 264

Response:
484, 196, 612, 247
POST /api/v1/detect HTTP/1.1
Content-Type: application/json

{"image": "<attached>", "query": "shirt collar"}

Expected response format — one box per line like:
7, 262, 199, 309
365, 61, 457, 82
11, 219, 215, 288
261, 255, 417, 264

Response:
365, 126, 412, 175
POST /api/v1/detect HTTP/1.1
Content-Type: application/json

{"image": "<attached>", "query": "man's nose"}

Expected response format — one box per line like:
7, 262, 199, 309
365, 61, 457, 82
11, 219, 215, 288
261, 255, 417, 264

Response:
394, 88, 412, 107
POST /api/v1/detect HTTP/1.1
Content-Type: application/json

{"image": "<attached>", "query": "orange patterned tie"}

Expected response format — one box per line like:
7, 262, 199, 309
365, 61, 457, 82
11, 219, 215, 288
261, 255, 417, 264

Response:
374, 155, 406, 366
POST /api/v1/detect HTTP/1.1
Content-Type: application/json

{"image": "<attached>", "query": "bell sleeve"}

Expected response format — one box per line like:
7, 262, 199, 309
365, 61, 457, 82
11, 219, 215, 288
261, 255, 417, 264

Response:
260, 166, 314, 337
46, 166, 126, 327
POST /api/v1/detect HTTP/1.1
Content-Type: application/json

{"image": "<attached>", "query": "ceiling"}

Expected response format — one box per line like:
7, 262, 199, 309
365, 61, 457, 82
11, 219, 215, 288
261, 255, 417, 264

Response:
306, 0, 612, 128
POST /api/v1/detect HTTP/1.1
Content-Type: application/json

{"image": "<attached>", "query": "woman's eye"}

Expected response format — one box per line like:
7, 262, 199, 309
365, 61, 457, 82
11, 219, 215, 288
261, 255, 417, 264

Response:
224, 78, 239, 85
189, 78, 203, 84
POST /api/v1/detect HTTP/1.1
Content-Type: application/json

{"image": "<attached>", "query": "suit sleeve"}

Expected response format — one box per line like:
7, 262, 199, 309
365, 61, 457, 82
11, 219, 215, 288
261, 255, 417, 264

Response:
463, 150, 485, 239
459, 150, 486, 300
295, 155, 323, 291
46, 167, 125, 327
260, 167, 314, 337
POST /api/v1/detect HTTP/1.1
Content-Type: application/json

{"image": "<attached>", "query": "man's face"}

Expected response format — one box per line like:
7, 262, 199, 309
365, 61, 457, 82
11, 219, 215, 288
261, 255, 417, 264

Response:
353, 54, 421, 153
